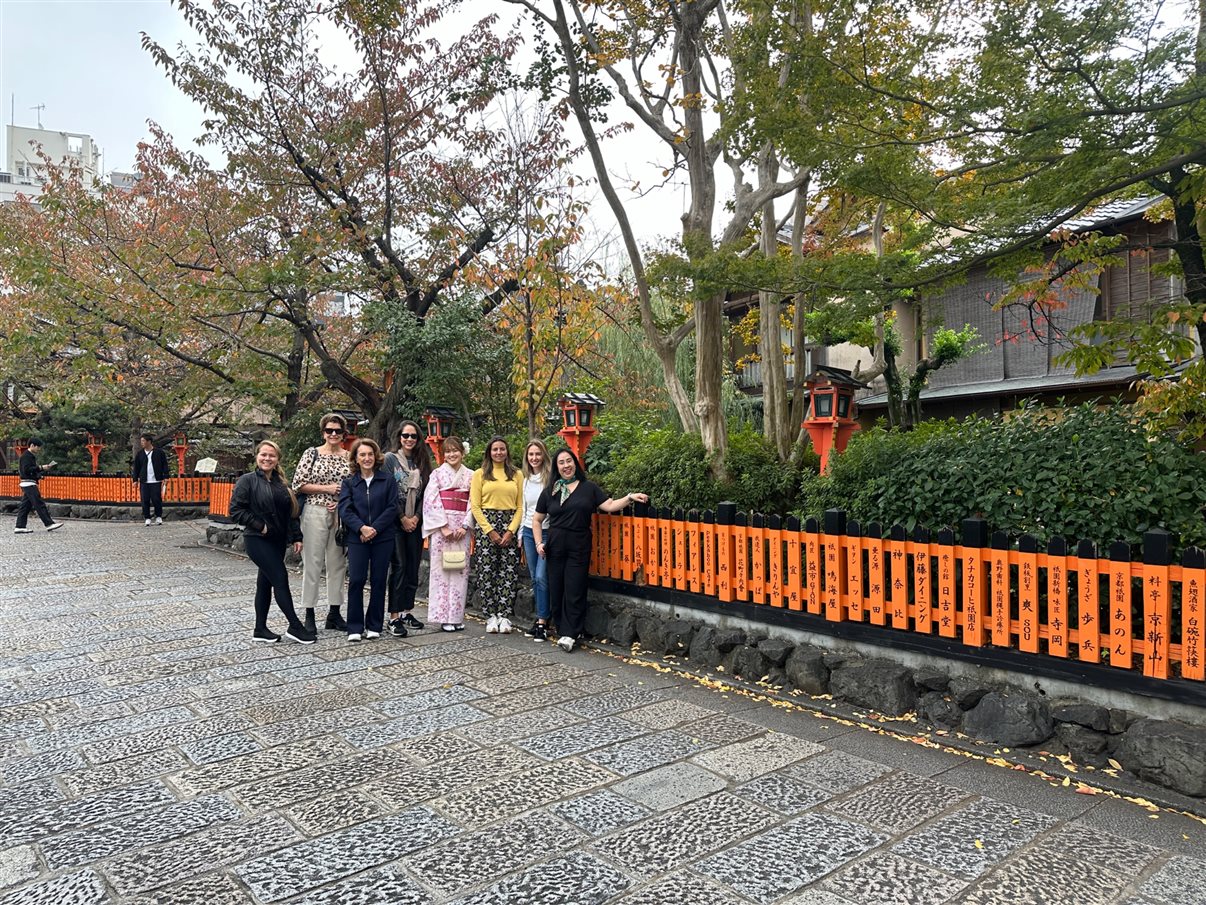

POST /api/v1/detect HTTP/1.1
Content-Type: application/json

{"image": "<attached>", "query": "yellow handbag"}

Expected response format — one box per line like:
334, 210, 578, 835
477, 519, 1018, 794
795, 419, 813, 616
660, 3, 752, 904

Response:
441, 550, 466, 571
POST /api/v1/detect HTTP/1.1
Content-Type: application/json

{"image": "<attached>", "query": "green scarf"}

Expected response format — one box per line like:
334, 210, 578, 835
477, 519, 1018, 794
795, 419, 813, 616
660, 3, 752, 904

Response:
553, 477, 576, 503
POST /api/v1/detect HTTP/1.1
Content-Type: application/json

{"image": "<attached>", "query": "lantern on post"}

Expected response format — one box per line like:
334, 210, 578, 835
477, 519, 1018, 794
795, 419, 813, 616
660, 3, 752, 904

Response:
84, 431, 106, 474
13, 438, 30, 459
557, 393, 605, 463
801, 366, 867, 474
423, 407, 457, 465
171, 432, 189, 476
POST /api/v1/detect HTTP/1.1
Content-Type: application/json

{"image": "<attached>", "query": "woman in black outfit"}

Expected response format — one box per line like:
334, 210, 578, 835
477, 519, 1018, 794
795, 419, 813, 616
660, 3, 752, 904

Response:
229, 440, 316, 644
383, 421, 432, 637
338, 438, 400, 643
533, 449, 648, 652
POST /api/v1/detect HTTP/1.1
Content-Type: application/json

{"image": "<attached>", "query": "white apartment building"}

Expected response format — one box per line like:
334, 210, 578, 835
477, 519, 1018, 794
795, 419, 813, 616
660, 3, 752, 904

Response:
0, 123, 103, 204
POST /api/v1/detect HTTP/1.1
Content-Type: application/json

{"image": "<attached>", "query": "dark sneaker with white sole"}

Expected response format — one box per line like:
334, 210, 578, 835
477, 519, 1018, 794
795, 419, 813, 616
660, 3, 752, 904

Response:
400, 613, 424, 629
252, 628, 281, 644
388, 619, 408, 638
285, 626, 317, 645
528, 623, 548, 641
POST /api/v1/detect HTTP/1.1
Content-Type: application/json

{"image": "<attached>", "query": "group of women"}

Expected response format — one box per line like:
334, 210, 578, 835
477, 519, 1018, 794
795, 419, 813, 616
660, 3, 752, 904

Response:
230, 413, 647, 652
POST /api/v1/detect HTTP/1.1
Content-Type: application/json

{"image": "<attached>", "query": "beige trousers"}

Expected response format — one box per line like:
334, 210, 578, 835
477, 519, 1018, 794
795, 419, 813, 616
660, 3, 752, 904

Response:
300, 504, 348, 610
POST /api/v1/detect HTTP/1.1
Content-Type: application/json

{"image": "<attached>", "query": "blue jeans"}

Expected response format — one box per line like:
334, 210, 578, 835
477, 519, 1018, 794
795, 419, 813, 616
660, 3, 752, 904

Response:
520, 527, 550, 620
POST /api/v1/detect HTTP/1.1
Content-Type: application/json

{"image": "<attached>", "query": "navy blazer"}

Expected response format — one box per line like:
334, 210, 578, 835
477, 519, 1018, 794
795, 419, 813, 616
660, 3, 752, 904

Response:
338, 470, 399, 546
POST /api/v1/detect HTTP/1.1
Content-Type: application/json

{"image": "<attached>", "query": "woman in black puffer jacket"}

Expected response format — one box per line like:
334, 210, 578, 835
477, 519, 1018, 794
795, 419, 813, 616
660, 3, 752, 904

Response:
229, 440, 316, 645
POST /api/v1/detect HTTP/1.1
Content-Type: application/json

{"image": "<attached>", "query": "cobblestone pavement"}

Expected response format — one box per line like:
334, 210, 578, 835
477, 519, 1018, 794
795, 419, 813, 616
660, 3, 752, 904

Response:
2, 519, 1205, 905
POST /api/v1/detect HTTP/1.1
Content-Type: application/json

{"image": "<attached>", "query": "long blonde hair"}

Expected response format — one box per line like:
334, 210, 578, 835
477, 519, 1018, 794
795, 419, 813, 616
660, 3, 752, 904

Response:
254, 440, 299, 516
522, 439, 551, 486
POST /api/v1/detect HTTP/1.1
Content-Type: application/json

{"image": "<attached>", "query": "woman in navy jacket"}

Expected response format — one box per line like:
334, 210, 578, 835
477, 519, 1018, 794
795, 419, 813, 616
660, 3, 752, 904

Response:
338, 438, 400, 642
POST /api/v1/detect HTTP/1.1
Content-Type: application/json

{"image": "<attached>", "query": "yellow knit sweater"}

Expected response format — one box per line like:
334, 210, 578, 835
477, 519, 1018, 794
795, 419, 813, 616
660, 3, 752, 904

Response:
470, 466, 523, 534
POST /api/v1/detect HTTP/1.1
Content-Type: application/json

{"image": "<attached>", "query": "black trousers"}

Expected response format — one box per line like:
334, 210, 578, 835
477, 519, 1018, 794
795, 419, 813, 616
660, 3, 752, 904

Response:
244, 533, 302, 633
348, 539, 393, 634
547, 531, 592, 639
388, 525, 423, 614
15, 485, 53, 528
140, 481, 164, 519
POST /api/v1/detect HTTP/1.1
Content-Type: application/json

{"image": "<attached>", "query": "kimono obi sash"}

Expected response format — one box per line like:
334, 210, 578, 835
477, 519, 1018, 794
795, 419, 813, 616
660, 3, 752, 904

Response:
439, 488, 470, 512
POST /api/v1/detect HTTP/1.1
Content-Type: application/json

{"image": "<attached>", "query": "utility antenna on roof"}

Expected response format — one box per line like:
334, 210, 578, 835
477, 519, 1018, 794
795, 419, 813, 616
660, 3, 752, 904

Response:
30, 104, 45, 128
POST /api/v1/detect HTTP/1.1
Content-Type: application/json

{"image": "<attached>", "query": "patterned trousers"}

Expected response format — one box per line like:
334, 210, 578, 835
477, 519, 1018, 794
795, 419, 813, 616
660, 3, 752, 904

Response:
476, 509, 520, 618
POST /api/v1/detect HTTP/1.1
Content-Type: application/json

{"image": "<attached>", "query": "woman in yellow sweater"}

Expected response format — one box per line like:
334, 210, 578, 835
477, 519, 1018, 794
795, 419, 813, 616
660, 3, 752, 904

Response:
470, 436, 524, 633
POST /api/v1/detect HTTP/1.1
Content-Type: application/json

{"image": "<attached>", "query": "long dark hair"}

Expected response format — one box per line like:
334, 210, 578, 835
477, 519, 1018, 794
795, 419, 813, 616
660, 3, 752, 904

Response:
396, 420, 433, 484
551, 447, 586, 483
481, 435, 517, 482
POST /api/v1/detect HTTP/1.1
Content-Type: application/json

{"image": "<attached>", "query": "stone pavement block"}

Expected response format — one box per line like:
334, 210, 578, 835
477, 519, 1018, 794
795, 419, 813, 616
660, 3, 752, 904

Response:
231, 746, 400, 812
407, 811, 584, 894
779, 890, 859, 905
789, 749, 892, 793
696, 811, 889, 903
171, 734, 352, 795
1072, 798, 1206, 857
373, 683, 486, 716
562, 686, 668, 718
283, 789, 388, 836
587, 730, 715, 776
0, 868, 108, 905
0, 747, 85, 784
435, 757, 616, 826
735, 772, 836, 814
445, 851, 632, 905
236, 686, 379, 723
362, 743, 542, 812
613, 762, 728, 811
0, 846, 39, 893
461, 705, 585, 745
826, 729, 966, 777
955, 846, 1126, 905
823, 771, 970, 833
623, 699, 721, 730
22, 705, 197, 754
610, 872, 749, 905
890, 797, 1059, 879
516, 715, 647, 760
1038, 823, 1161, 879
101, 814, 300, 895
824, 852, 968, 905
234, 807, 459, 903
120, 873, 254, 905
474, 682, 588, 716
551, 788, 652, 835
1137, 856, 1206, 905
280, 865, 429, 905
58, 749, 190, 797
8, 780, 178, 847
467, 663, 588, 695
678, 712, 768, 745
81, 715, 257, 764
177, 731, 263, 765
455, 652, 549, 678
391, 729, 482, 766
41, 794, 243, 869
339, 702, 489, 748
593, 792, 776, 875
247, 706, 385, 747
690, 731, 822, 782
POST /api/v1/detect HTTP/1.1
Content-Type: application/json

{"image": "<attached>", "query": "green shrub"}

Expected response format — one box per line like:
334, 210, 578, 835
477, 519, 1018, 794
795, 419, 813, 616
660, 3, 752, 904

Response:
797, 404, 1206, 552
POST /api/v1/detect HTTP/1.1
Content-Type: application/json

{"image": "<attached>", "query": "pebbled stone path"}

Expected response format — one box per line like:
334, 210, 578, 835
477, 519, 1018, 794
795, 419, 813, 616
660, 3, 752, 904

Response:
1, 519, 1204, 904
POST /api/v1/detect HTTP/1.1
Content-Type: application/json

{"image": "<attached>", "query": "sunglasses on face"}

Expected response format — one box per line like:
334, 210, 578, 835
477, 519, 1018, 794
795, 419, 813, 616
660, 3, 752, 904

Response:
324, 427, 344, 435
400, 433, 419, 439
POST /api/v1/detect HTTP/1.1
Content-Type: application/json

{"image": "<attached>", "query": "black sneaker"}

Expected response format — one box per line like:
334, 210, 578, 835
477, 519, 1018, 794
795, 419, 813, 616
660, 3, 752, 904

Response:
252, 628, 281, 644
285, 625, 317, 645
400, 613, 425, 629
388, 618, 409, 638
325, 610, 348, 631
303, 609, 317, 634
528, 623, 547, 642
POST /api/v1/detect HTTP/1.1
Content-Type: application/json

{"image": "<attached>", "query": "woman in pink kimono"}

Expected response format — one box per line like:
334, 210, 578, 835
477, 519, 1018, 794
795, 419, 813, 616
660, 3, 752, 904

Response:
422, 436, 474, 631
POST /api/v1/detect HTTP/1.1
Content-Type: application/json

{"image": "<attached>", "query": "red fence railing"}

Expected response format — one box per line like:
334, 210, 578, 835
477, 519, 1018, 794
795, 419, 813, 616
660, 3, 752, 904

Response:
589, 504, 1204, 684
0, 474, 212, 504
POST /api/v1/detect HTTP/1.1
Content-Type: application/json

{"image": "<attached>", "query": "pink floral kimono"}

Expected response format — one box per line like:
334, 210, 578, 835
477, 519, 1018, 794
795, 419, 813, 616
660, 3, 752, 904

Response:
422, 462, 474, 625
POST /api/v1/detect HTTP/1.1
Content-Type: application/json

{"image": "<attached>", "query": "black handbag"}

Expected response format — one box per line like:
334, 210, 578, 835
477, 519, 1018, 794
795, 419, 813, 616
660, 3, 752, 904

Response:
334, 521, 348, 547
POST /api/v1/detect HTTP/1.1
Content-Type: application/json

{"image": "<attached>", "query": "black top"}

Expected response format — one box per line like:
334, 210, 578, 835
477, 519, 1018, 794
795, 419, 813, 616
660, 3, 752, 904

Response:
229, 470, 302, 543
132, 447, 170, 482
18, 450, 44, 483
536, 480, 608, 535
338, 471, 400, 546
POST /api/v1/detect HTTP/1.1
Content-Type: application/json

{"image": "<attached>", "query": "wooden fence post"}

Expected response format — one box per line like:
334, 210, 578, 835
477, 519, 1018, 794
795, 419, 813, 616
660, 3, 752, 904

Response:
823, 509, 847, 622
936, 527, 956, 638
1108, 540, 1132, 670
1018, 534, 1040, 653
1046, 536, 1069, 658
913, 526, 932, 634
961, 519, 988, 646
1141, 528, 1171, 678
1182, 546, 1205, 681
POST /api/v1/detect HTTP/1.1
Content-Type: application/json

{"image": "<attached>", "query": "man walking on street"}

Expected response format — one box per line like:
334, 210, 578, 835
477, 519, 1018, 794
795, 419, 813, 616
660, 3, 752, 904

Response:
132, 433, 170, 526
14, 439, 62, 534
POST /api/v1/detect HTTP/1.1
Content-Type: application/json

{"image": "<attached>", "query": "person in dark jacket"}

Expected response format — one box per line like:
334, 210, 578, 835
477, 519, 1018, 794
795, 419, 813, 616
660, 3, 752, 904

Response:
14, 438, 62, 534
338, 438, 400, 643
132, 433, 171, 526
383, 421, 431, 637
229, 440, 316, 644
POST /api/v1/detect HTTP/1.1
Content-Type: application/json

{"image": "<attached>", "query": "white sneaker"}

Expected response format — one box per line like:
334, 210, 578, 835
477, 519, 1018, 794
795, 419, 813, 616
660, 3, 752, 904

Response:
557, 635, 575, 652
46, 523, 63, 532
154, 517, 162, 525
13, 527, 32, 534
498, 618, 513, 634
347, 633, 362, 643
145, 519, 152, 526
485, 616, 500, 634
364, 630, 380, 640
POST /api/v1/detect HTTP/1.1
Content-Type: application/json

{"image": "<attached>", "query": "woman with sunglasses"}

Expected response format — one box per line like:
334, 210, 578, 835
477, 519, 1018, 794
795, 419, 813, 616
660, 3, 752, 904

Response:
533, 448, 648, 652
383, 421, 432, 637
291, 412, 352, 634
422, 436, 474, 632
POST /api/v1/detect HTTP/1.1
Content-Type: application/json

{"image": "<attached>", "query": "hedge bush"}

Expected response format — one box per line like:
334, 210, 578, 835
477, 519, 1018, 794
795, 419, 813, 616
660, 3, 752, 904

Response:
797, 403, 1206, 552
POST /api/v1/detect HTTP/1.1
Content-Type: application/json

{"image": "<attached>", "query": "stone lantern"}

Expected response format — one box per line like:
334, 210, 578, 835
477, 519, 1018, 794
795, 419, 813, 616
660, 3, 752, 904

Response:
423, 407, 457, 465
85, 431, 106, 474
557, 393, 604, 462
801, 366, 867, 473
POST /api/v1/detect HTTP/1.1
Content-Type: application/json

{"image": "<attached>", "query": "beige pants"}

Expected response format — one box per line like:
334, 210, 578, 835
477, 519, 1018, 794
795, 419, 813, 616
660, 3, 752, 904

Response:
300, 504, 348, 610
